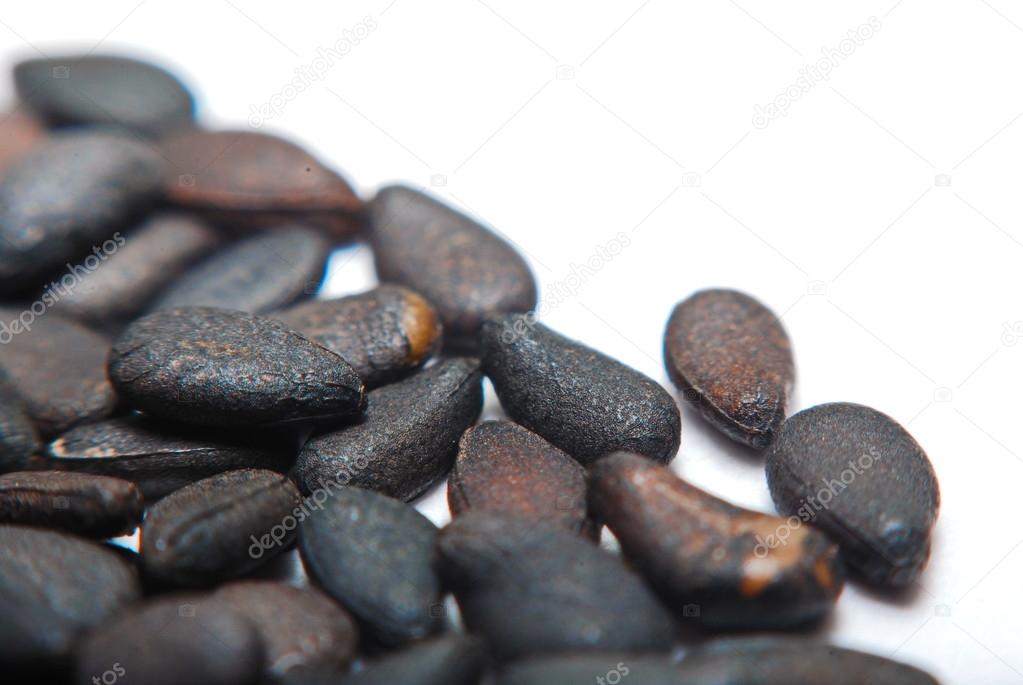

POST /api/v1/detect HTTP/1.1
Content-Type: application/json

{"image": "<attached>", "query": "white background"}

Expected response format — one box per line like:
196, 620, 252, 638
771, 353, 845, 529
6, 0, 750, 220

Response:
4, 2, 1023, 682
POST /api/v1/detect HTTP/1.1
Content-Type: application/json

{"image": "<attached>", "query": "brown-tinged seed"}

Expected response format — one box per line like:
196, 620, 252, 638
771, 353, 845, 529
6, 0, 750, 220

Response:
590, 452, 843, 629
664, 289, 794, 449
448, 420, 590, 535
0, 471, 143, 538
0, 309, 116, 437
369, 185, 537, 351
273, 284, 442, 388
159, 129, 363, 238
0, 109, 45, 173
0, 372, 41, 472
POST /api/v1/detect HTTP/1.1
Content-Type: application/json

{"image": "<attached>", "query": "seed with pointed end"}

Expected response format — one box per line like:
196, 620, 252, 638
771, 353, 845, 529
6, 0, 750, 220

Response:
677, 637, 940, 684
448, 420, 590, 535
369, 185, 537, 351
438, 512, 676, 661
53, 214, 219, 323
15, 54, 195, 137
74, 595, 263, 685
148, 227, 329, 314
160, 129, 363, 238
590, 452, 843, 629
766, 402, 940, 588
0, 130, 164, 291
0, 471, 143, 538
109, 307, 366, 429
44, 415, 292, 500
0, 109, 45, 173
293, 358, 482, 501
273, 285, 442, 388
298, 487, 443, 646
211, 581, 358, 680
664, 289, 794, 449
141, 469, 302, 586
481, 314, 680, 465
0, 373, 40, 472
0, 524, 141, 666
0, 310, 116, 437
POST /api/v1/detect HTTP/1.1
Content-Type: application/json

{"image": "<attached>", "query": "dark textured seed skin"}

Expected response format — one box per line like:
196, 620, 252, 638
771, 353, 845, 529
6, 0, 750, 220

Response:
0, 373, 41, 472
293, 358, 482, 500
211, 581, 359, 680
664, 289, 794, 449
369, 185, 537, 351
448, 420, 590, 535
160, 129, 363, 238
148, 227, 329, 314
0, 524, 141, 665
590, 452, 843, 629
438, 512, 676, 661
109, 307, 366, 429
498, 654, 683, 685
766, 403, 940, 588
481, 314, 681, 465
15, 55, 195, 137
677, 637, 940, 684
75, 595, 263, 685
44, 415, 292, 500
273, 285, 443, 388
0, 130, 164, 291
141, 469, 302, 586
53, 214, 219, 323
0, 310, 116, 437
0, 471, 143, 538
336, 635, 486, 685
298, 487, 442, 646
0, 109, 45, 173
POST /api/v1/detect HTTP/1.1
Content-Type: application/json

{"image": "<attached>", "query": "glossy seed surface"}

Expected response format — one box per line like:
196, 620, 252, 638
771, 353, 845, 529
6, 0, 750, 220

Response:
148, 227, 329, 314
160, 129, 362, 237
15, 54, 194, 136
109, 307, 366, 429
0, 471, 143, 538
54, 214, 218, 323
481, 314, 681, 465
0, 310, 116, 437
273, 284, 442, 388
664, 289, 794, 449
141, 469, 302, 586
0, 374, 40, 472
211, 581, 358, 680
448, 420, 590, 535
438, 512, 676, 661
676, 637, 940, 684
369, 185, 537, 351
766, 402, 940, 588
0, 130, 164, 291
298, 487, 442, 646
45, 415, 292, 500
0, 109, 45, 172
0, 524, 140, 665
74, 595, 263, 685
293, 358, 482, 500
590, 452, 843, 629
